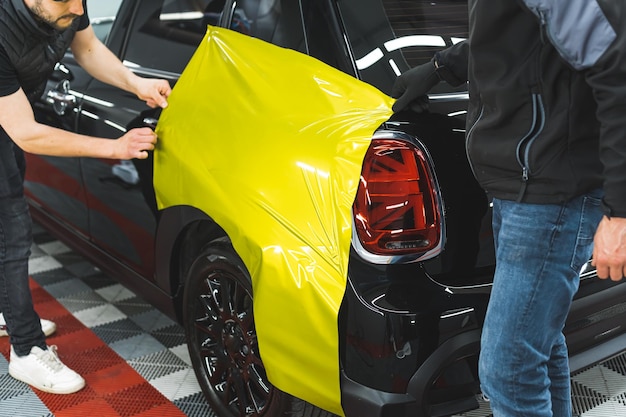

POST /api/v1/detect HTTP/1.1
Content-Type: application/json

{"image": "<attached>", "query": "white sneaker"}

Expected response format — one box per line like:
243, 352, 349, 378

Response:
9, 345, 85, 394
0, 313, 57, 337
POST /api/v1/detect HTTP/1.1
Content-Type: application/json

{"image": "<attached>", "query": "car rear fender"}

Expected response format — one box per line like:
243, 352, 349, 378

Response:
155, 205, 228, 321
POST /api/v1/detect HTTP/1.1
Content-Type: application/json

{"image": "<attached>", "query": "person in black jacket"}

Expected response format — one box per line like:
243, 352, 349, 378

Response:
0, 0, 171, 394
392, 1, 626, 416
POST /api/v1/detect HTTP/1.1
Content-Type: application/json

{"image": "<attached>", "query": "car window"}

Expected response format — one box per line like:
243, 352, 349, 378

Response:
300, 0, 355, 76
381, 0, 468, 67
338, 0, 468, 95
229, 0, 306, 53
123, 0, 226, 75
86, 0, 123, 42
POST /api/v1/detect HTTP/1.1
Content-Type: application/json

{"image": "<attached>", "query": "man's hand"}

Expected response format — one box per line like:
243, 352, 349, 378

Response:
592, 216, 626, 281
135, 77, 171, 109
391, 61, 440, 113
116, 127, 157, 160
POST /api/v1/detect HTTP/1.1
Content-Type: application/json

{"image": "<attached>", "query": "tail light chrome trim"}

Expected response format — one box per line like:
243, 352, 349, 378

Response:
351, 130, 445, 264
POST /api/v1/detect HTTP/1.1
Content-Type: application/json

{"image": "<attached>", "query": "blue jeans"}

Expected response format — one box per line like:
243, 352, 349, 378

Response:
479, 190, 603, 417
0, 195, 47, 356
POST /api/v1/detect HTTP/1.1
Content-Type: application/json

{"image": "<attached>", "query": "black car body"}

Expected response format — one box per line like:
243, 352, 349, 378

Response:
26, 1, 626, 416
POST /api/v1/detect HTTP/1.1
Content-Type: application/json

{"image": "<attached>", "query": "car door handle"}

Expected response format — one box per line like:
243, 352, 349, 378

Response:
45, 79, 77, 116
142, 117, 158, 130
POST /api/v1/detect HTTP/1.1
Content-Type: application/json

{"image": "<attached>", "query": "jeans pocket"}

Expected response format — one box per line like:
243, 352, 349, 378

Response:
569, 191, 602, 273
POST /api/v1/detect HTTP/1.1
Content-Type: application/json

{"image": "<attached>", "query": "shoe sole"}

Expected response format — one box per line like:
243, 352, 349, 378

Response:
8, 365, 85, 394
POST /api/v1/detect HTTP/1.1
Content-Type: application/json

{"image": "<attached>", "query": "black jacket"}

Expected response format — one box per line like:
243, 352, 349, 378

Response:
435, 0, 626, 217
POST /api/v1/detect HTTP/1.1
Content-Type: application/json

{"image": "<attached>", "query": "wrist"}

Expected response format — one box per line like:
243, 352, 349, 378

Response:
432, 52, 465, 87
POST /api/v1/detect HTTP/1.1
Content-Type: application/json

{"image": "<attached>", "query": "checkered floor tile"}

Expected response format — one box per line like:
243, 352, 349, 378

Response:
0, 222, 624, 416
0, 223, 215, 417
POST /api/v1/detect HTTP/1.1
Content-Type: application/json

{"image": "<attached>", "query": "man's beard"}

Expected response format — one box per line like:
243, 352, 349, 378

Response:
30, 1, 80, 31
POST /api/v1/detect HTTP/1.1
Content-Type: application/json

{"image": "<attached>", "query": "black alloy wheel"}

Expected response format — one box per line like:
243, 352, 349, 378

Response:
183, 240, 340, 417
183, 241, 274, 416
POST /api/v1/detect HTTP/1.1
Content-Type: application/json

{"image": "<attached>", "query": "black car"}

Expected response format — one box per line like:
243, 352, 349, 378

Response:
27, 1, 626, 417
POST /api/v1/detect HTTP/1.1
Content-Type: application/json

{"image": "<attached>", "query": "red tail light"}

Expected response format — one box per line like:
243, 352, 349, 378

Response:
352, 135, 443, 259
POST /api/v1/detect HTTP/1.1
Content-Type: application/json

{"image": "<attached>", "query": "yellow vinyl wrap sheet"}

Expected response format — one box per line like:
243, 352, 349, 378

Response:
154, 26, 393, 415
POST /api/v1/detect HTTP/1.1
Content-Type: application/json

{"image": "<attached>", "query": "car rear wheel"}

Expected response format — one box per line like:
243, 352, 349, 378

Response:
183, 240, 338, 417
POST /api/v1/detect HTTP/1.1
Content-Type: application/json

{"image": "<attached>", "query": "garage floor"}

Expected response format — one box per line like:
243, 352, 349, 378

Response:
0, 222, 624, 417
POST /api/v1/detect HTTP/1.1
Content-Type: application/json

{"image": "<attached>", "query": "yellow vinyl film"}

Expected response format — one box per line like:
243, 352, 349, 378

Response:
154, 26, 393, 415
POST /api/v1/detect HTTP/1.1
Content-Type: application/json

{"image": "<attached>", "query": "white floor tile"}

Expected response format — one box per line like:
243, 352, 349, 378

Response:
73, 303, 127, 327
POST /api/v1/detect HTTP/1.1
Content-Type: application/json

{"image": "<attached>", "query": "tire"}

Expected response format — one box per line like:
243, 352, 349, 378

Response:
183, 240, 338, 417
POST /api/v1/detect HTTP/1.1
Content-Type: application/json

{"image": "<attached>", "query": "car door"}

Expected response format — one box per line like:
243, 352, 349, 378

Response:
78, 0, 223, 279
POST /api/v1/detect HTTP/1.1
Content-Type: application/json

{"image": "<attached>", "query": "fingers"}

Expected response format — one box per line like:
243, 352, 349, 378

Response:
141, 79, 171, 109
391, 74, 412, 112
155, 83, 171, 108
391, 75, 407, 99
594, 264, 625, 281
156, 80, 171, 108
391, 62, 438, 113
593, 257, 626, 281
148, 84, 170, 109
391, 96, 409, 113
122, 127, 157, 160
392, 93, 429, 113
592, 216, 626, 281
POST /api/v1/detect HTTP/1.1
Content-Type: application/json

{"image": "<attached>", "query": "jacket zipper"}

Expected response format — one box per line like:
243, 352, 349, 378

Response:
515, 92, 545, 202
534, 7, 570, 64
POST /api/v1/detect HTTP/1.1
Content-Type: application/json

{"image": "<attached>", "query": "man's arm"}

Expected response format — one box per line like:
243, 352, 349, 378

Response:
0, 87, 156, 159
70, 24, 170, 108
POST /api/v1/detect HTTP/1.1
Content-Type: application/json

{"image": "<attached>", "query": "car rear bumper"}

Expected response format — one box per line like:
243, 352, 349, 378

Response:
341, 329, 481, 417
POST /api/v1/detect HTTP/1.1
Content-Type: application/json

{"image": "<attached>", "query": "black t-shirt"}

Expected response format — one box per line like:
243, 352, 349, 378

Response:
0, 6, 90, 97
